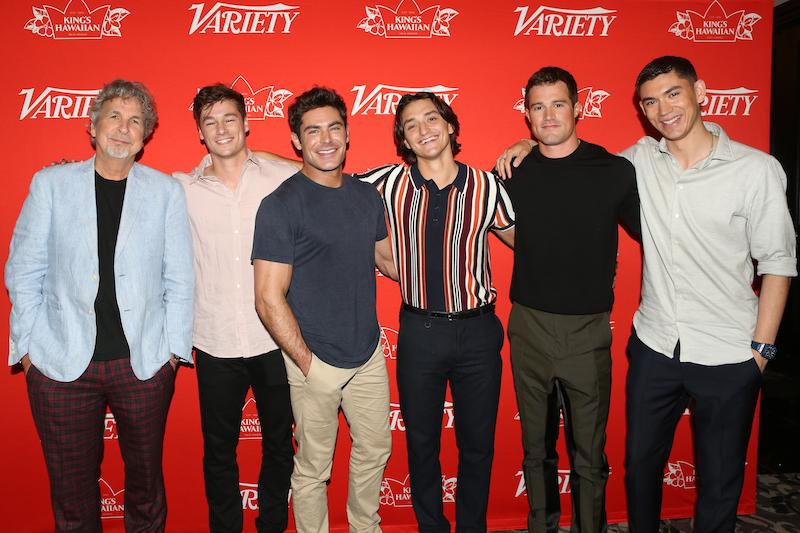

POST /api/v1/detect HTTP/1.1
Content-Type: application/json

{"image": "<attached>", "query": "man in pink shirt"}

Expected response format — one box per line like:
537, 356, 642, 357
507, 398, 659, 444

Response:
173, 84, 298, 533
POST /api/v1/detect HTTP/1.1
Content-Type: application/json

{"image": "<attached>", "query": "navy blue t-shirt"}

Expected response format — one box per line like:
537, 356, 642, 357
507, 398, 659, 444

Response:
251, 172, 387, 368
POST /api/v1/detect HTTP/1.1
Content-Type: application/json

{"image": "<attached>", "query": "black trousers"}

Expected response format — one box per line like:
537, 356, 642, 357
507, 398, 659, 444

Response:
195, 348, 294, 533
396, 309, 504, 533
624, 331, 762, 533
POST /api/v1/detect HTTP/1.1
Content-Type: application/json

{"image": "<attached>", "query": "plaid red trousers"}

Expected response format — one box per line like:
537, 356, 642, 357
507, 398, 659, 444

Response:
26, 358, 175, 533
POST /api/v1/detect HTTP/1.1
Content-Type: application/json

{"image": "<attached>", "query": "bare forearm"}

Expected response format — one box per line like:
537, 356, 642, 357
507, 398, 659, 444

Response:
256, 296, 312, 372
754, 274, 792, 343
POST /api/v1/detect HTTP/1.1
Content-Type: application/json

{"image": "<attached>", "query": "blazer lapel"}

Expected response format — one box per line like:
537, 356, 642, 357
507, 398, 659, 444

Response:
77, 158, 98, 258
115, 164, 145, 256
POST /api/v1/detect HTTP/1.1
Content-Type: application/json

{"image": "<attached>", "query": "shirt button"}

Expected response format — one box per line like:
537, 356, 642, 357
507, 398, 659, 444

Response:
91, 274, 98, 281
235, 257, 240, 261
233, 229, 239, 234
236, 284, 241, 289
678, 185, 684, 190
674, 213, 680, 218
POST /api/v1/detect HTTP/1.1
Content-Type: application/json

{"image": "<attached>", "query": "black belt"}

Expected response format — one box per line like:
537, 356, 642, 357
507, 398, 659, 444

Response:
401, 303, 495, 321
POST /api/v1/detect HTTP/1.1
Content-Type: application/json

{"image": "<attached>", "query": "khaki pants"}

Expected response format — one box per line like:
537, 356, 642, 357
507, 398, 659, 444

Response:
284, 343, 391, 533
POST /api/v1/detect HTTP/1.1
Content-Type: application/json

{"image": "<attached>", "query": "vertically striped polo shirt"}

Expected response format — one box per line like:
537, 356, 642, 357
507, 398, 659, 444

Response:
359, 162, 515, 313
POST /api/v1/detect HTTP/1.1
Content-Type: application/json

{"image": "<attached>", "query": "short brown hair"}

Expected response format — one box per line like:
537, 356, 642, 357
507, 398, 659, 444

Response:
524, 67, 579, 108
192, 84, 246, 127
393, 92, 461, 165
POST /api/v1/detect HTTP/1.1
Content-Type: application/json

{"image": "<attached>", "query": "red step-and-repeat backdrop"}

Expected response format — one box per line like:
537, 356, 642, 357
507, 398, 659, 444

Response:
0, 1, 772, 531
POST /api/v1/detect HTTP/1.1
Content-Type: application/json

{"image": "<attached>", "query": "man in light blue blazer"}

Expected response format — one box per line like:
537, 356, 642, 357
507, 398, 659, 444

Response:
5, 79, 193, 533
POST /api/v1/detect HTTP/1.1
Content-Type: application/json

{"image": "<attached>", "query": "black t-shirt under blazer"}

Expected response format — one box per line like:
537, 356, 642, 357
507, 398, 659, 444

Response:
506, 140, 640, 315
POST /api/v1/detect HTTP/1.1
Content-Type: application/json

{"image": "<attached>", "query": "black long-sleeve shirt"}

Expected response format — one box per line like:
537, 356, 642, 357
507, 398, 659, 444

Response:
506, 140, 640, 315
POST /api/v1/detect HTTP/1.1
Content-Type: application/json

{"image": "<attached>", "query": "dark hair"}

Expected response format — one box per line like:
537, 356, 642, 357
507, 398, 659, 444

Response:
393, 92, 461, 165
287, 87, 348, 137
192, 84, 246, 127
635, 56, 698, 94
524, 67, 579, 108
89, 79, 157, 145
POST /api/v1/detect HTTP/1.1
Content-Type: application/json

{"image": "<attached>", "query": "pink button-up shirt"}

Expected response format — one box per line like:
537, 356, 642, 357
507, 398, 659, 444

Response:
173, 152, 297, 358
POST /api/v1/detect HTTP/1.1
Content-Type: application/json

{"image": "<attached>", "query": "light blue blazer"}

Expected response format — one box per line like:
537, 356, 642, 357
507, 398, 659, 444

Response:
5, 158, 194, 382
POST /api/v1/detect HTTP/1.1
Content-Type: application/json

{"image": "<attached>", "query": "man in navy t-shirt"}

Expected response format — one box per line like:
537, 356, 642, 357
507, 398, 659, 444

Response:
252, 87, 396, 533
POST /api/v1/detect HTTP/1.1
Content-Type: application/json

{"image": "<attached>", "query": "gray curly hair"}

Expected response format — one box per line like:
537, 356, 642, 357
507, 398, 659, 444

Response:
88, 80, 158, 145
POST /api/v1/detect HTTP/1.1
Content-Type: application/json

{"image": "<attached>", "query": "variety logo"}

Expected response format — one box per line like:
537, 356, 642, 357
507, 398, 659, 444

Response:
669, 1, 760, 42
99, 478, 124, 519
513, 87, 610, 119
664, 460, 696, 489
24, 0, 130, 39
241, 482, 259, 510
513, 6, 617, 37
515, 469, 572, 497
701, 87, 758, 116
357, 0, 458, 38
188, 2, 300, 34
351, 84, 458, 115
19, 86, 99, 120
103, 411, 118, 440
513, 409, 565, 427
441, 474, 457, 503
389, 400, 454, 431
240, 396, 262, 440
380, 326, 398, 360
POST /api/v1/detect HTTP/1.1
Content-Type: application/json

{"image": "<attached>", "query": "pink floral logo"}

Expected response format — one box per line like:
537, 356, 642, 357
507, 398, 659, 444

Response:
357, 0, 458, 38
24, 0, 130, 40
669, 1, 760, 42
664, 460, 696, 489
514, 86, 610, 119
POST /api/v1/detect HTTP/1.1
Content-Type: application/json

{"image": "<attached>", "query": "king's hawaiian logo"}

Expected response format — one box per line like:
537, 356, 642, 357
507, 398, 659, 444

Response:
351, 84, 458, 115
103, 411, 118, 440
188, 2, 300, 34
664, 461, 696, 489
240, 396, 262, 440
513, 87, 610, 119
357, 0, 458, 38
100, 478, 124, 519
701, 87, 758, 116
19, 86, 99, 120
190, 76, 292, 120
24, 0, 129, 39
669, 1, 760, 42
380, 475, 414, 507
380, 326, 398, 360
513, 5, 617, 37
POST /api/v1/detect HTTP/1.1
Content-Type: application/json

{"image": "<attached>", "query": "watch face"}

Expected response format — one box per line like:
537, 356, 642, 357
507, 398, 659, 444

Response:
763, 344, 778, 360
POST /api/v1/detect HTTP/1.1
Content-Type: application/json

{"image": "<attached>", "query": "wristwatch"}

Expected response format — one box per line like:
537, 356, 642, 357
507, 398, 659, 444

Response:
751, 341, 777, 360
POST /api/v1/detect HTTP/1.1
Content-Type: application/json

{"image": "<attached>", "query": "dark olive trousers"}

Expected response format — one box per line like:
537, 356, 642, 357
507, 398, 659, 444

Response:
508, 303, 612, 533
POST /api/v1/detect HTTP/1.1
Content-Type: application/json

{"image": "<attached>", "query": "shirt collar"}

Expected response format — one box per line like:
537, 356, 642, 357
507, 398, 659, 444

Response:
189, 149, 259, 183
409, 161, 468, 192
657, 121, 735, 163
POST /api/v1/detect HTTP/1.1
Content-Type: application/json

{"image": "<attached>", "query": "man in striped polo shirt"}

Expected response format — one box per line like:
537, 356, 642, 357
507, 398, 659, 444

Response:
258, 91, 515, 532
359, 92, 515, 533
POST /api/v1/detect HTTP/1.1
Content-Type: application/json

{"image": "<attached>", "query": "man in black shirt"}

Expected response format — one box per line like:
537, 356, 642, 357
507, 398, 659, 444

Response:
503, 67, 639, 533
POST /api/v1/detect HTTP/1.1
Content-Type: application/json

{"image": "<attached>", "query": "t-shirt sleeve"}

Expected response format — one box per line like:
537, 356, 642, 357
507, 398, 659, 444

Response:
492, 174, 515, 230
251, 194, 295, 264
373, 188, 389, 241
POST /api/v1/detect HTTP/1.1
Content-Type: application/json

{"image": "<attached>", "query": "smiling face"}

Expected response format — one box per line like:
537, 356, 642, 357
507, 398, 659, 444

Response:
291, 105, 349, 175
90, 97, 145, 162
525, 81, 581, 149
198, 99, 249, 160
638, 71, 706, 143
400, 98, 455, 163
